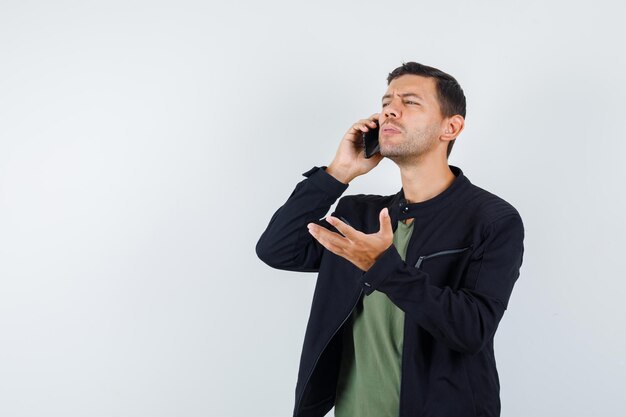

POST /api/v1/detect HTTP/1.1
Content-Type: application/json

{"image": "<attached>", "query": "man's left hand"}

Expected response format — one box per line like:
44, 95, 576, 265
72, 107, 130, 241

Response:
307, 208, 394, 272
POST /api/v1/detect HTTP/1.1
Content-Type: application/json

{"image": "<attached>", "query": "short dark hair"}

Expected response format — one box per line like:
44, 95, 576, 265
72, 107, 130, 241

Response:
387, 62, 466, 158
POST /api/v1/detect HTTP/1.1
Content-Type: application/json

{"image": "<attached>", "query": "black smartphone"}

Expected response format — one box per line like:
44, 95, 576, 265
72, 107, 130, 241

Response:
363, 120, 380, 158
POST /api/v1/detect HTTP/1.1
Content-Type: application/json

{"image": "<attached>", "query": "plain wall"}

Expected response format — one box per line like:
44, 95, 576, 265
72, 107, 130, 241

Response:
1, 1, 624, 416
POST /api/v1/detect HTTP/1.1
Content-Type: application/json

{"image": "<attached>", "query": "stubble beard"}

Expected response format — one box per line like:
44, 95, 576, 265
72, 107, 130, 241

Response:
380, 125, 440, 164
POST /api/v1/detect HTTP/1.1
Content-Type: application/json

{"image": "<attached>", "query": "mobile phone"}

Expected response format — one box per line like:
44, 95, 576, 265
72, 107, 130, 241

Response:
363, 120, 380, 158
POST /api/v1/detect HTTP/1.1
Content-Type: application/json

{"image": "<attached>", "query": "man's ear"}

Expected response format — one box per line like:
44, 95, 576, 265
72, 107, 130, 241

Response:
441, 115, 465, 141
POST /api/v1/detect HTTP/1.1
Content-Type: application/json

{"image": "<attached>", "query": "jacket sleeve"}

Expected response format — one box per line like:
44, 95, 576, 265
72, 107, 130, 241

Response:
360, 213, 525, 354
255, 166, 349, 272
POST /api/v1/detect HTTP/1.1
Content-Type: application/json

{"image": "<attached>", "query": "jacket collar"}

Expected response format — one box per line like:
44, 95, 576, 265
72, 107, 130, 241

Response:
387, 165, 469, 227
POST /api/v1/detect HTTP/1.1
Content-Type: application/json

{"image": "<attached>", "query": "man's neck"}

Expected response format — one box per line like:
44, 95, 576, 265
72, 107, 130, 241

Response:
398, 157, 456, 205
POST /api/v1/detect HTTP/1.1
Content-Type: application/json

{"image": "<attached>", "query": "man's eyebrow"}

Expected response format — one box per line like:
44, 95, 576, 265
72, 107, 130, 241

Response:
381, 93, 425, 101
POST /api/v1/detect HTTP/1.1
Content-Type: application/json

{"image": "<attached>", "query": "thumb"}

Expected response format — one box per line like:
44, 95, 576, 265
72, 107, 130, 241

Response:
379, 207, 393, 235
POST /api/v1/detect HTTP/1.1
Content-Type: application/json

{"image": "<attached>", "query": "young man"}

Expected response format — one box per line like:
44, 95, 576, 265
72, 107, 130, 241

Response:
256, 62, 525, 417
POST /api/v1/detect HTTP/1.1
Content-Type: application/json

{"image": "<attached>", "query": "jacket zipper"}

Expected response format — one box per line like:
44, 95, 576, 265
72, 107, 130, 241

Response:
415, 246, 471, 269
295, 288, 363, 415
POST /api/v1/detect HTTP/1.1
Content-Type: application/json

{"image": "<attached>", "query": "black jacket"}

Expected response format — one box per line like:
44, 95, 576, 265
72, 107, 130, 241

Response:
256, 165, 525, 417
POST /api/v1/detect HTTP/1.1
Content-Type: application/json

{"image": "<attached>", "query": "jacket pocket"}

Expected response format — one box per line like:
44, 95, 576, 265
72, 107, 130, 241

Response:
415, 246, 472, 268
414, 245, 473, 289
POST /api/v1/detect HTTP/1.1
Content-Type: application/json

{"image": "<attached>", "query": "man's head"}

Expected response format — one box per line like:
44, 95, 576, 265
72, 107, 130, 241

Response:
379, 62, 466, 162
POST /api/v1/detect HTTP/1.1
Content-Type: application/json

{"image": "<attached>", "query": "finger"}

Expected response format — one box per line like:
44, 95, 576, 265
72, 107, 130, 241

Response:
349, 120, 377, 134
378, 207, 393, 236
350, 122, 372, 133
307, 223, 349, 254
325, 215, 360, 240
361, 118, 377, 124
307, 225, 354, 264
318, 238, 346, 257
360, 119, 378, 128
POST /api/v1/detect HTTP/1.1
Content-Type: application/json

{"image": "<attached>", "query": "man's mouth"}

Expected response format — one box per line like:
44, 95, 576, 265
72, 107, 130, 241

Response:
382, 125, 401, 134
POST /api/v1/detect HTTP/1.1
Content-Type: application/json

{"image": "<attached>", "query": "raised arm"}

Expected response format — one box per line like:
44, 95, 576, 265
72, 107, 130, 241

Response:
256, 114, 384, 272
255, 166, 349, 272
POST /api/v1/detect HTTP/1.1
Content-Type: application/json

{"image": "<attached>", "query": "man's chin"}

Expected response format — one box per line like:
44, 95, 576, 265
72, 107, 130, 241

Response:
380, 151, 406, 163
380, 146, 406, 159
381, 147, 425, 164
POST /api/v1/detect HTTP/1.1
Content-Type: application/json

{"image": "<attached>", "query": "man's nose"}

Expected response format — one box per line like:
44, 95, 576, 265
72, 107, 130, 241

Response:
384, 109, 398, 118
383, 102, 400, 118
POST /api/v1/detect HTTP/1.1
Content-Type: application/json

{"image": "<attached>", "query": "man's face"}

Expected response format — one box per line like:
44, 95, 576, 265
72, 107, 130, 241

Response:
378, 74, 446, 162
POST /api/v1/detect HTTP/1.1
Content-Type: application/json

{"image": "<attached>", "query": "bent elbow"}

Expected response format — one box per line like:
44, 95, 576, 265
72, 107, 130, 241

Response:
255, 236, 275, 267
255, 235, 296, 270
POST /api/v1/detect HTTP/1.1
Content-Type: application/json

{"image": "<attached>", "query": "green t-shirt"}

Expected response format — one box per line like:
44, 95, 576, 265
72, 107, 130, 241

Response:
334, 219, 414, 417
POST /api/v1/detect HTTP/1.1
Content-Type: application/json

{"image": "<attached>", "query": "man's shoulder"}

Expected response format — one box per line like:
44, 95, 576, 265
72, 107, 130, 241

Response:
465, 181, 523, 225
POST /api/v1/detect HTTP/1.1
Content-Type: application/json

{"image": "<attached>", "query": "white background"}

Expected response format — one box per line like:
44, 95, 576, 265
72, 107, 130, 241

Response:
1, 1, 624, 416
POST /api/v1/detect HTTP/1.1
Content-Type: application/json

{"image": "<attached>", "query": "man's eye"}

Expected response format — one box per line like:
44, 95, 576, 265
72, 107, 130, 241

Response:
406, 101, 418, 105
382, 103, 388, 107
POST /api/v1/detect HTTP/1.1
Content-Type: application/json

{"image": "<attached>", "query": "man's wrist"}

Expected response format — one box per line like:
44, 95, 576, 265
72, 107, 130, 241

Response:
325, 164, 354, 184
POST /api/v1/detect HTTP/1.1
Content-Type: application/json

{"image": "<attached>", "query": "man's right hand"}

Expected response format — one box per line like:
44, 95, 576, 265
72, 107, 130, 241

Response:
326, 113, 384, 184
